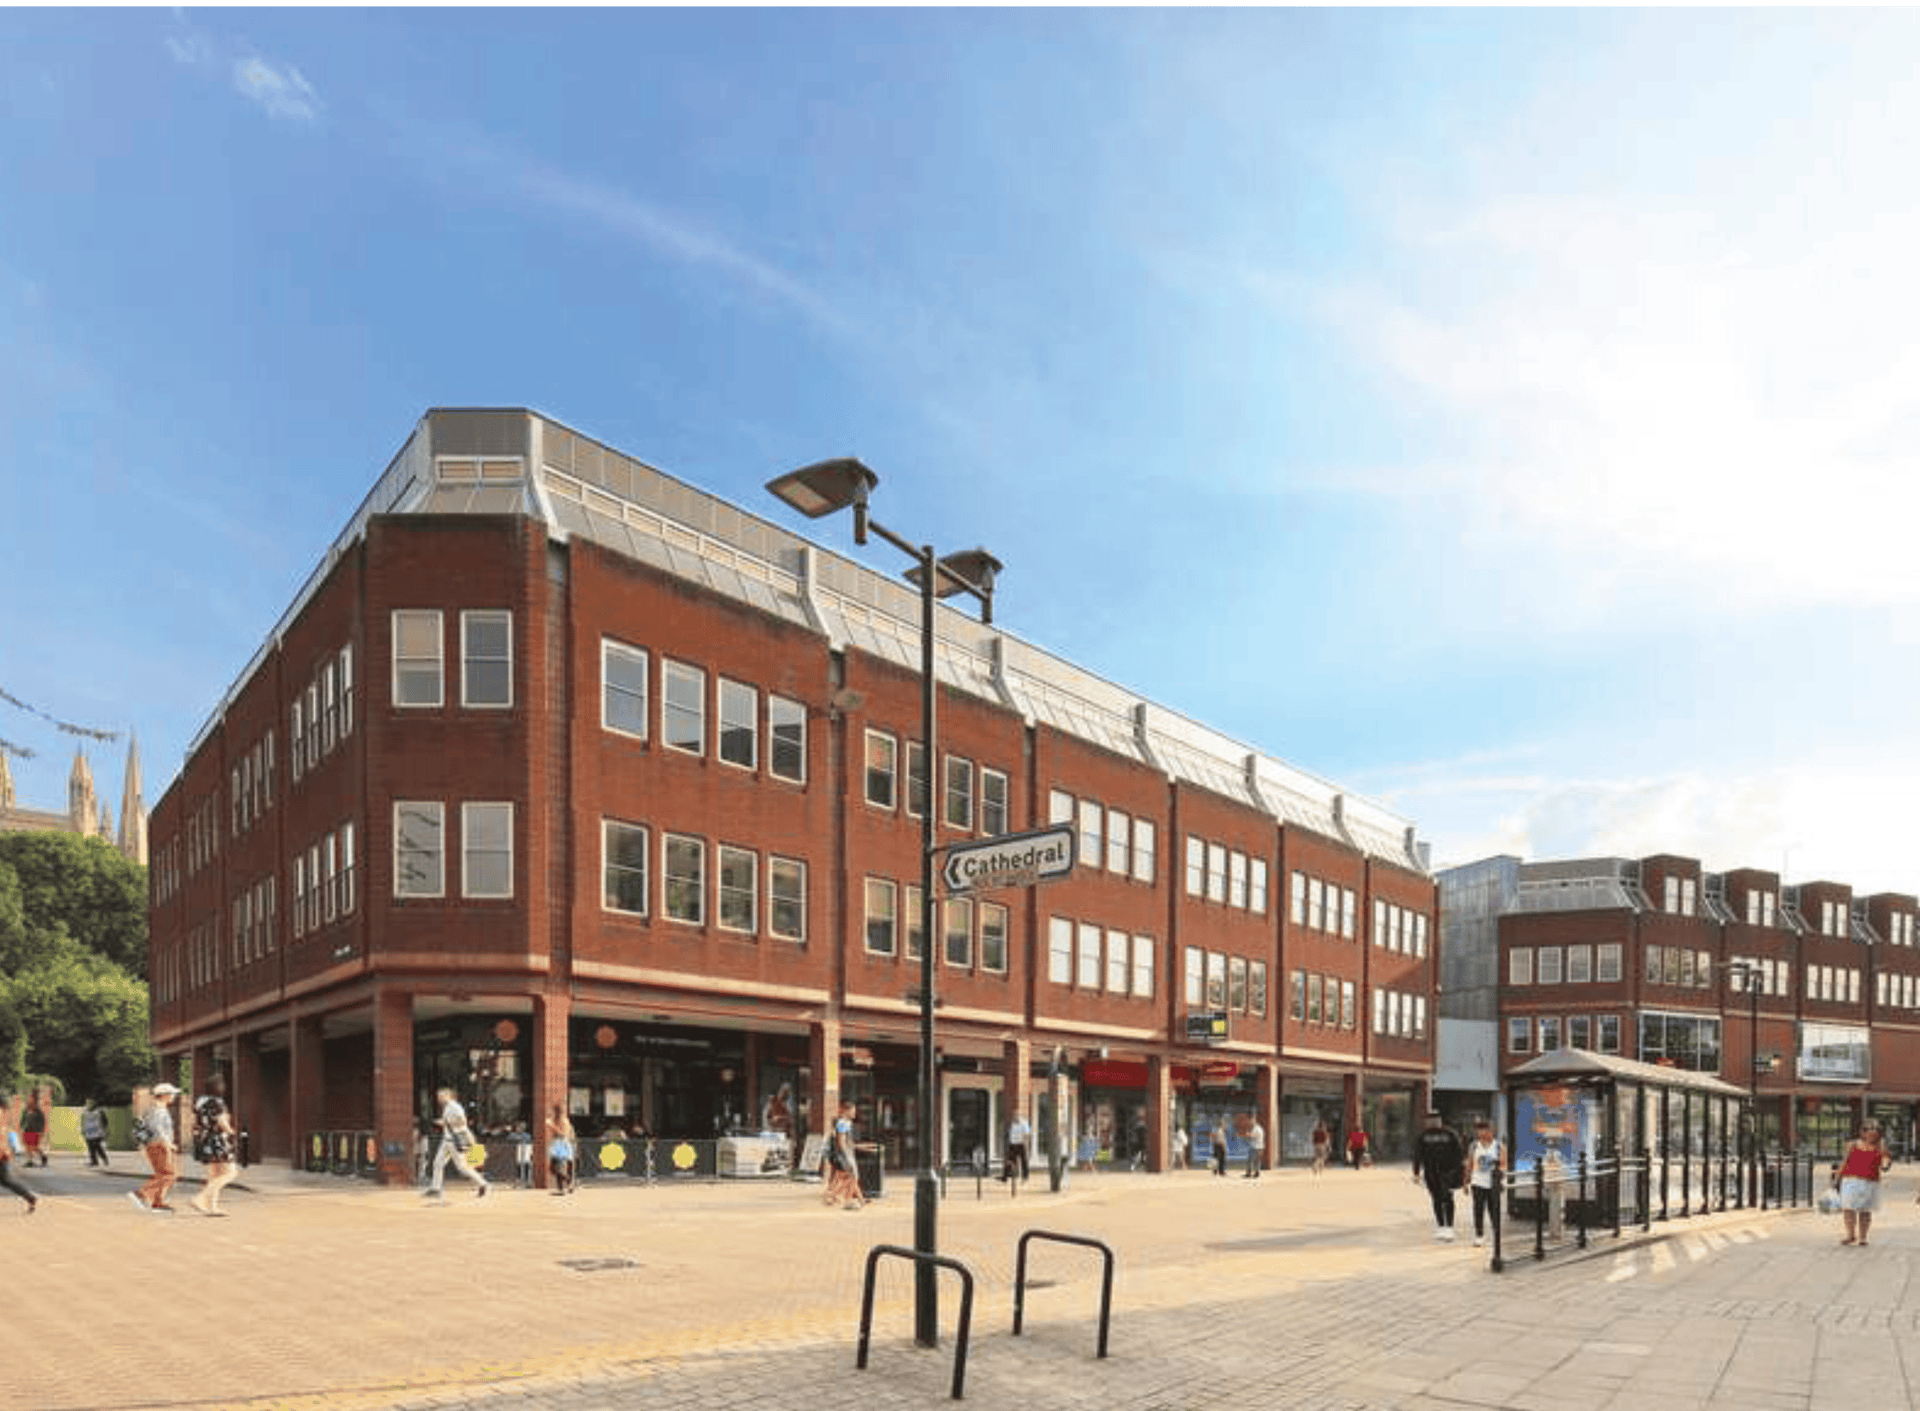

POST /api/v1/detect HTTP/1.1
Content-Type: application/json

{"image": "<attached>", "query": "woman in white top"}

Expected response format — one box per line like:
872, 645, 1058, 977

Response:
1466, 1116, 1503, 1248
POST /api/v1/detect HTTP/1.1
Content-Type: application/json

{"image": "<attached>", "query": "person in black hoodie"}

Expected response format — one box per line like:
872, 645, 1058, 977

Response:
1412, 1110, 1467, 1242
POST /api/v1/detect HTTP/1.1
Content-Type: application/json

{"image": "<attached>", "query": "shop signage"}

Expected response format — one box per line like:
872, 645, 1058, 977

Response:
941, 823, 1075, 893
1081, 1058, 1149, 1089
1186, 1011, 1229, 1045
1198, 1061, 1241, 1084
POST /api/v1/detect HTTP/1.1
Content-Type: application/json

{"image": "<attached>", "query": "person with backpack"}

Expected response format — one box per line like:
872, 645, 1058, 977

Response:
1412, 1109, 1468, 1242
131, 1083, 181, 1213
189, 1072, 240, 1216
80, 1097, 111, 1168
421, 1087, 490, 1202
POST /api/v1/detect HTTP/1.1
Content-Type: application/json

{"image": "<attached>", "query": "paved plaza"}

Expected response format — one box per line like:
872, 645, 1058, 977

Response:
9, 1155, 1919, 1411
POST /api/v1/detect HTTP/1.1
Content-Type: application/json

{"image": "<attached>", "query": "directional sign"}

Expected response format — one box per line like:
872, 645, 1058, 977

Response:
941, 823, 1076, 894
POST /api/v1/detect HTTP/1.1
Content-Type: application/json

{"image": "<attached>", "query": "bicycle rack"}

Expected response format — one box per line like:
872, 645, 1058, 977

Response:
856, 1244, 976, 1401
1012, 1229, 1115, 1359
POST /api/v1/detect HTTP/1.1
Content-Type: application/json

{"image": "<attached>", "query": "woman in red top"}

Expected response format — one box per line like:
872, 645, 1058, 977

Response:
1837, 1121, 1891, 1246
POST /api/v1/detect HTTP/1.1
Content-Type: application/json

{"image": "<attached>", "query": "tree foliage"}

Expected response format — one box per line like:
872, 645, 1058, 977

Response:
0, 832, 153, 1101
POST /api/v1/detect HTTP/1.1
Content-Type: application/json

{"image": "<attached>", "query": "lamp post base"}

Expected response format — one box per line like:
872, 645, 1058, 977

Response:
914, 1169, 939, 1346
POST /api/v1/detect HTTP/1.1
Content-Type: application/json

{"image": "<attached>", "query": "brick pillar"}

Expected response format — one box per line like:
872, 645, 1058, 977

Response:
533, 990, 571, 1189
1254, 1062, 1277, 1170
371, 989, 414, 1187
1344, 1070, 1364, 1145
1001, 1035, 1030, 1152
232, 1030, 263, 1167
808, 1015, 842, 1166
289, 1015, 325, 1172
1146, 1055, 1172, 1173
189, 1041, 218, 1096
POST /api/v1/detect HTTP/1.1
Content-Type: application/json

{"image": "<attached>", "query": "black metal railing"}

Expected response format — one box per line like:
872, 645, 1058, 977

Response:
857, 1244, 976, 1400
1012, 1230, 1114, 1359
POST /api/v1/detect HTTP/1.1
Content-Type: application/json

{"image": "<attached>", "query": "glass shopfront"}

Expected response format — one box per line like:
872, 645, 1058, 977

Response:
1280, 1078, 1343, 1162
1362, 1083, 1418, 1163
414, 1015, 533, 1138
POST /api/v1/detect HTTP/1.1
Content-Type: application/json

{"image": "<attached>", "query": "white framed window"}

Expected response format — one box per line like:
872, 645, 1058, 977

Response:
980, 768, 1009, 836
291, 699, 305, 780
905, 884, 925, 962
1538, 1016, 1562, 1051
321, 658, 338, 754
1133, 934, 1155, 999
1340, 887, 1356, 939
1567, 945, 1592, 983
322, 833, 337, 921
1308, 878, 1325, 930
1251, 859, 1269, 915
1079, 799, 1103, 868
1414, 914, 1428, 956
1228, 851, 1247, 909
718, 679, 757, 770
392, 609, 443, 707
603, 819, 649, 915
663, 833, 705, 924
1248, 960, 1267, 1017
865, 878, 898, 956
944, 898, 974, 967
1569, 1014, 1592, 1049
1049, 917, 1072, 984
291, 853, 307, 938
1291, 870, 1308, 925
264, 730, 275, 807
1108, 928, 1129, 993
1597, 1015, 1620, 1053
602, 639, 649, 739
1371, 895, 1385, 945
1537, 946, 1564, 985
906, 741, 929, 817
1228, 955, 1247, 1011
1375, 988, 1388, 1035
1206, 843, 1227, 904
1184, 945, 1203, 1005
769, 856, 806, 942
944, 755, 974, 830
1106, 810, 1130, 875
338, 822, 356, 915
338, 645, 354, 739
1308, 974, 1324, 1024
1597, 943, 1622, 982
461, 802, 514, 899
1133, 819, 1155, 884
1206, 952, 1227, 1009
1048, 789, 1073, 825
769, 695, 806, 783
461, 610, 513, 708
393, 801, 444, 898
1340, 978, 1355, 1029
1078, 921, 1102, 988
865, 730, 898, 809
305, 680, 320, 765
1509, 948, 1533, 986
980, 902, 1008, 973
718, 845, 757, 933
662, 661, 705, 754
1186, 836, 1205, 897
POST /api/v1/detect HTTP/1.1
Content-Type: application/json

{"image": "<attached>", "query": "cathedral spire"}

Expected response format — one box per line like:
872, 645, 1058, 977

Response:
69, 747, 98, 837
118, 732, 148, 864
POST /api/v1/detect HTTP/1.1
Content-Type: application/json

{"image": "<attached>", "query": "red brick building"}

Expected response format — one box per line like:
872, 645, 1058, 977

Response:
1441, 853, 1920, 1158
148, 408, 1438, 1185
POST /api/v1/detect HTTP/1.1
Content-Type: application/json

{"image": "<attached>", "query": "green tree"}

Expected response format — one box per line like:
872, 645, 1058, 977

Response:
0, 832, 148, 976
0, 991, 25, 1096
0, 940, 154, 1102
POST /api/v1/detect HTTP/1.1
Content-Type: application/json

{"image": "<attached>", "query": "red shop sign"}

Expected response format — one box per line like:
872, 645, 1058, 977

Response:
1198, 1061, 1241, 1084
1080, 1058, 1149, 1089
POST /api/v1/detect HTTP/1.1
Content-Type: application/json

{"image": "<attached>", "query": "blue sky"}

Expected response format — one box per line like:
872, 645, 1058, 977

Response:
4, 9, 1918, 893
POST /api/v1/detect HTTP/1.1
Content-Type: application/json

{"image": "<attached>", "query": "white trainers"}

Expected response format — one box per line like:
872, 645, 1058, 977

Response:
1473, 1235, 1486, 1247
1433, 1228, 1448, 1241
1441, 1227, 1457, 1241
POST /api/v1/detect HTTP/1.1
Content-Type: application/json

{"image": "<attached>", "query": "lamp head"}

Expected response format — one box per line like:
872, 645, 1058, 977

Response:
766, 458, 879, 529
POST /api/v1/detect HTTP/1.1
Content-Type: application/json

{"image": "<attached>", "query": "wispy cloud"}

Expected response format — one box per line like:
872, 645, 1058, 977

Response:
164, 20, 321, 125
232, 56, 321, 124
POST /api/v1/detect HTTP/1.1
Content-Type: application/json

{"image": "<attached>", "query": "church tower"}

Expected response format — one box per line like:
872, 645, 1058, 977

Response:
0, 751, 14, 814
118, 734, 149, 865
68, 748, 99, 839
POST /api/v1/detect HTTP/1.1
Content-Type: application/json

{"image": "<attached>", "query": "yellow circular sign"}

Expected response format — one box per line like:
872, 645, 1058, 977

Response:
467, 1142, 487, 1166
600, 1141, 626, 1170
672, 1142, 696, 1170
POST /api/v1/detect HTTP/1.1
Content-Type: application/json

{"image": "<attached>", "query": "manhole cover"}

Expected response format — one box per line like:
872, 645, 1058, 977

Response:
559, 1256, 642, 1272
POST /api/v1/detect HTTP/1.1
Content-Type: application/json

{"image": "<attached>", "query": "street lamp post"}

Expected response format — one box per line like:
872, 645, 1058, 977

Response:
1727, 959, 1762, 1207
767, 457, 1000, 1350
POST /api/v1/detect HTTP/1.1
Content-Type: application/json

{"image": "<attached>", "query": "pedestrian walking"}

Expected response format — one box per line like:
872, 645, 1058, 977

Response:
545, 1103, 577, 1195
1466, 1116, 1503, 1247
1171, 1125, 1189, 1170
19, 1089, 49, 1167
189, 1073, 239, 1216
1412, 1110, 1467, 1241
1311, 1118, 1331, 1175
1210, 1119, 1229, 1177
0, 1093, 41, 1213
421, 1087, 490, 1202
1837, 1119, 1892, 1245
822, 1101, 864, 1209
131, 1083, 181, 1213
81, 1097, 111, 1168
1346, 1126, 1371, 1169
1244, 1118, 1265, 1179
1005, 1111, 1031, 1184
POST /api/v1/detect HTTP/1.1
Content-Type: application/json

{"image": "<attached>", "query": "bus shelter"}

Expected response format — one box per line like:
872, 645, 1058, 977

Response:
1505, 1048, 1751, 1225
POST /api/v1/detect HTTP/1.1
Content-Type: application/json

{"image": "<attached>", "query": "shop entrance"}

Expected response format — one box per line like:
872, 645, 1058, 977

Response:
948, 1087, 992, 1169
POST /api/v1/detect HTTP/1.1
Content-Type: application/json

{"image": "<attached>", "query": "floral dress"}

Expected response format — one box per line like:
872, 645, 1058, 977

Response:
194, 1095, 235, 1164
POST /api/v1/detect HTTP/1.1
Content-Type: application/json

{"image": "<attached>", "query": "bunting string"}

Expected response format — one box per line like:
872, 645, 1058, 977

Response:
0, 686, 123, 744
1, 736, 36, 760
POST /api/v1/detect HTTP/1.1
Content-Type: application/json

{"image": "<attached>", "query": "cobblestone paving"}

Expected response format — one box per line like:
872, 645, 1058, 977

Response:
11, 1158, 1917, 1411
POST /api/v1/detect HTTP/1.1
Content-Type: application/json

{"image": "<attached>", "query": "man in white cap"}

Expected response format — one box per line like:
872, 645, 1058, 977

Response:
422, 1086, 490, 1202
131, 1083, 181, 1213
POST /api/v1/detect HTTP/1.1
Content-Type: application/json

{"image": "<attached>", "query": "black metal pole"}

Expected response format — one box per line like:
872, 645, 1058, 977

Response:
915, 541, 940, 1349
